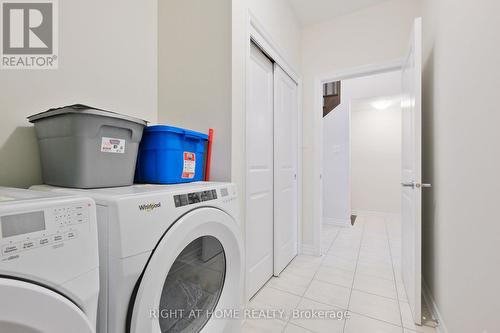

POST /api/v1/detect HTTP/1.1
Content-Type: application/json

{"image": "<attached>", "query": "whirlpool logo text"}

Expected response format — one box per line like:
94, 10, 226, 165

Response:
138, 202, 162, 212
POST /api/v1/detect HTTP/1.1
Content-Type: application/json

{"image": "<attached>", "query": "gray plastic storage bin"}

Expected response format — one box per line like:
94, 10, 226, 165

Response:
28, 104, 147, 188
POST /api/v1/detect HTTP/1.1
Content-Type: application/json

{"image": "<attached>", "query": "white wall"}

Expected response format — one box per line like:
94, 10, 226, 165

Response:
301, 0, 421, 250
158, 0, 231, 182
231, 0, 301, 225
322, 71, 401, 225
323, 99, 350, 224
351, 99, 401, 214
422, 1, 500, 332
0, 0, 158, 188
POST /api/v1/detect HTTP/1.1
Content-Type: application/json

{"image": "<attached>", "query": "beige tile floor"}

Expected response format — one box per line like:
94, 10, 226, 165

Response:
242, 215, 438, 333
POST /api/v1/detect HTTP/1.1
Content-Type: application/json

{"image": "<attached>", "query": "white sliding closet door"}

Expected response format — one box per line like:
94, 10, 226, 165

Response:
246, 43, 274, 299
273, 64, 299, 275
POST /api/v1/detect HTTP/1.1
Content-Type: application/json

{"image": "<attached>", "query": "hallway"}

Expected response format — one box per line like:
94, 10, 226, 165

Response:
243, 215, 437, 333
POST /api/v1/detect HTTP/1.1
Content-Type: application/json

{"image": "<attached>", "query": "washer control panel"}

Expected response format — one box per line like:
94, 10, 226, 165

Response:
0, 203, 90, 257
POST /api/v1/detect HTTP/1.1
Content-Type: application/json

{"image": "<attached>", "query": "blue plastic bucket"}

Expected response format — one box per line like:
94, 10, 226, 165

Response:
135, 125, 208, 184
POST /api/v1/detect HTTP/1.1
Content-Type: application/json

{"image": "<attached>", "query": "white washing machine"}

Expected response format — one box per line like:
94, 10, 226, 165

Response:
32, 182, 243, 333
0, 187, 99, 333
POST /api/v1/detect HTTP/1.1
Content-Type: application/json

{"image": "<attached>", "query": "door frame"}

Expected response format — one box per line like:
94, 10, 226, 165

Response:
244, 12, 303, 299
312, 59, 403, 256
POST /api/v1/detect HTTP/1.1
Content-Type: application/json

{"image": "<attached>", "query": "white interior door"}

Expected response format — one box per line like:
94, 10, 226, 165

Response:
246, 42, 274, 298
273, 64, 298, 275
401, 17, 423, 325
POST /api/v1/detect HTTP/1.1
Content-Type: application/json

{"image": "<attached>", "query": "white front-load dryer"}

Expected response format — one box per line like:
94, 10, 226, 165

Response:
31, 182, 243, 333
0, 187, 99, 333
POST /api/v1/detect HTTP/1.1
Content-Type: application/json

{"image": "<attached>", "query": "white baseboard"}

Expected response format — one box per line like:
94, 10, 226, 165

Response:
323, 217, 350, 227
422, 280, 448, 333
301, 244, 316, 256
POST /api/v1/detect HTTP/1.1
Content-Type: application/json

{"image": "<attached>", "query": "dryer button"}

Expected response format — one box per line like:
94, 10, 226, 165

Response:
38, 237, 51, 246
66, 230, 77, 240
22, 241, 36, 250
53, 234, 64, 242
2, 243, 20, 256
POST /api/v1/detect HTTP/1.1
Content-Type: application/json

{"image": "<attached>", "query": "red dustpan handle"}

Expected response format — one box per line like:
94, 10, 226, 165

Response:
204, 128, 214, 181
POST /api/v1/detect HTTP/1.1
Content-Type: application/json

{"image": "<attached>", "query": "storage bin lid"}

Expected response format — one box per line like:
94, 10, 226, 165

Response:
145, 125, 208, 140
27, 104, 147, 126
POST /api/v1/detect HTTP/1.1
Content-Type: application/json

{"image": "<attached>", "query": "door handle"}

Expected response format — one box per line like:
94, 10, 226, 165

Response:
401, 181, 432, 189
401, 181, 415, 188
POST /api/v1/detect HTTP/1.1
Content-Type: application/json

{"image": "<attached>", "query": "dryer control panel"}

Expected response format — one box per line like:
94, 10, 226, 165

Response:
172, 185, 238, 208
174, 189, 218, 207
0, 203, 90, 257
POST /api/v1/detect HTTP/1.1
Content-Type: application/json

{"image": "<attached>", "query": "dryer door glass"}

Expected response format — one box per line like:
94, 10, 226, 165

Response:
158, 236, 226, 332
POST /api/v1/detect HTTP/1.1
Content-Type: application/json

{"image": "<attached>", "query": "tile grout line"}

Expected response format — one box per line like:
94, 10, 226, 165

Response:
352, 270, 396, 282
384, 215, 405, 331
281, 227, 340, 332
250, 228, 343, 333
262, 218, 425, 333
341, 219, 366, 333
347, 310, 407, 328
349, 287, 400, 301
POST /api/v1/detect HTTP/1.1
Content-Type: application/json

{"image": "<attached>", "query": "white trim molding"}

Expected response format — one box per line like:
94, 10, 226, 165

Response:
248, 12, 300, 84
301, 244, 317, 256
312, 59, 403, 257
317, 58, 403, 85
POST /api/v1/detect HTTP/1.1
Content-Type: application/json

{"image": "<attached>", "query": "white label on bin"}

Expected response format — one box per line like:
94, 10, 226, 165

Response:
182, 152, 196, 179
101, 137, 126, 154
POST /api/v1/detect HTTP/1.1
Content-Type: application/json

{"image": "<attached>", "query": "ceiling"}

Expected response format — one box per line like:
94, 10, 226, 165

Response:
288, 0, 389, 27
